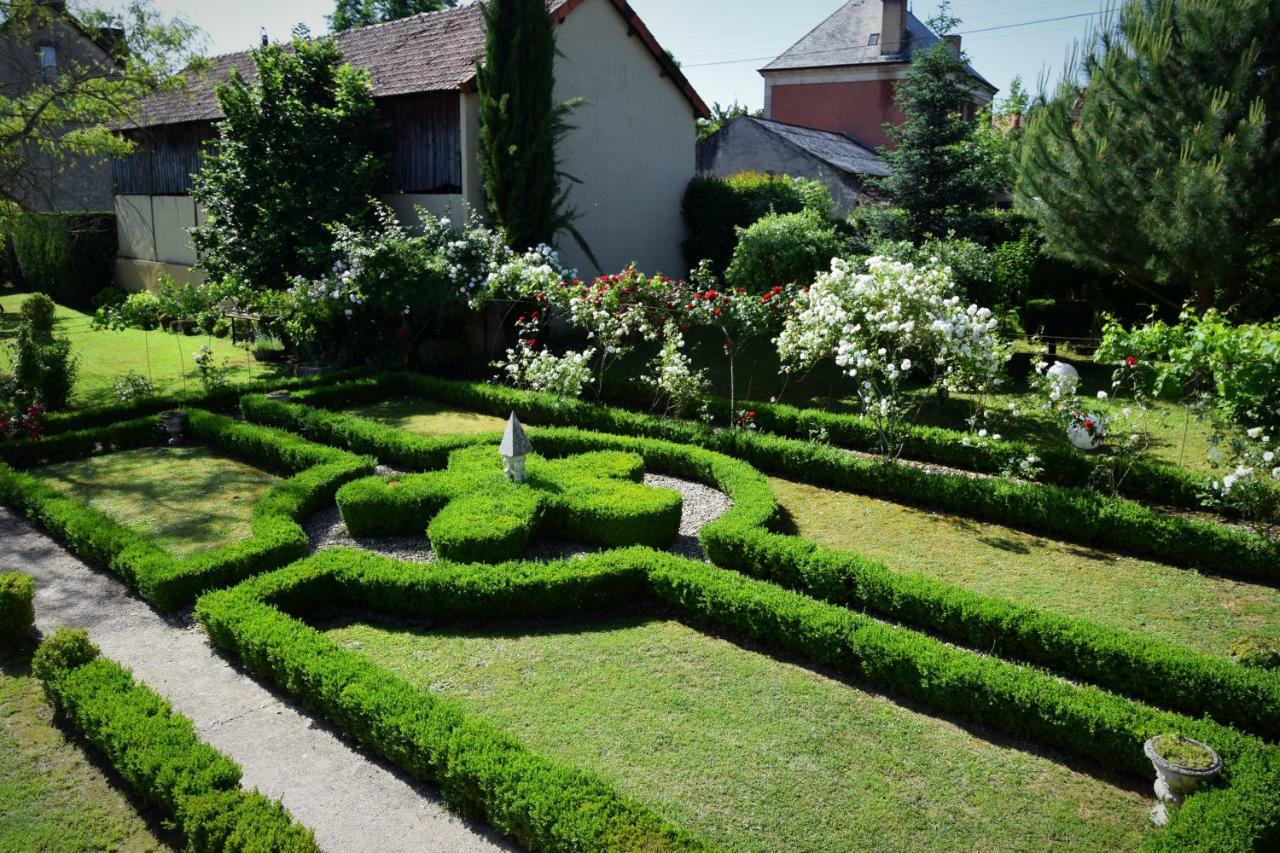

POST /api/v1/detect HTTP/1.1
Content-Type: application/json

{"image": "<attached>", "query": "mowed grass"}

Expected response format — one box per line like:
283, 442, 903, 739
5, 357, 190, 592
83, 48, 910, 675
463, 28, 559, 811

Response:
324, 613, 1154, 852
771, 477, 1280, 659
1, 654, 172, 852
33, 447, 279, 557
0, 291, 283, 408
345, 398, 507, 437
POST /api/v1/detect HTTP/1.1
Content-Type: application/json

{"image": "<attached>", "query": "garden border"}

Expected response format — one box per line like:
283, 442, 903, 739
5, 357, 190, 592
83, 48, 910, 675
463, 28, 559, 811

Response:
239, 379, 1280, 740
0, 409, 374, 609
196, 547, 1280, 853
33, 630, 317, 851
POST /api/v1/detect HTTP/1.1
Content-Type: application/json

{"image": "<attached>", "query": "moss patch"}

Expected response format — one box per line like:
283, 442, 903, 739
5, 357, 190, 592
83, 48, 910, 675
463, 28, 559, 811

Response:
0, 654, 171, 851
771, 476, 1280, 659
1150, 736, 1218, 771
323, 613, 1153, 853
33, 447, 279, 558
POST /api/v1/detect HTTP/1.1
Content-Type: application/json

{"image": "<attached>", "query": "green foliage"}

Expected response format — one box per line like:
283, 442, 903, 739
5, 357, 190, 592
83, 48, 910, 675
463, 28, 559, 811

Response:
31, 627, 100, 684
328, 0, 453, 31
724, 209, 845, 292
476, 0, 585, 257
1018, 0, 1280, 314
337, 444, 682, 560
0, 409, 373, 609
873, 233, 1034, 311
0, 570, 35, 647
872, 42, 997, 240
0, 1, 201, 213
9, 214, 116, 306
17, 292, 56, 336
191, 36, 386, 290
695, 100, 761, 142
682, 172, 832, 275
197, 545, 1280, 851
34, 640, 317, 851
3, 326, 78, 410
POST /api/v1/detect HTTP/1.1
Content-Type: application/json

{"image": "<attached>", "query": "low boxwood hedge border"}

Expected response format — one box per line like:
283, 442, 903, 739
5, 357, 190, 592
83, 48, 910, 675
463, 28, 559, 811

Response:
0, 409, 374, 609
282, 373, 1280, 584
0, 571, 35, 648
239, 381, 1280, 741
33, 629, 317, 852
196, 548, 1280, 852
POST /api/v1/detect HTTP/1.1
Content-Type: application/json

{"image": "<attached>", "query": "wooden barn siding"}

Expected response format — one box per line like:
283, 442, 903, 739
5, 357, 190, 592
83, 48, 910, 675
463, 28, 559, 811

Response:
111, 93, 462, 197
383, 92, 462, 193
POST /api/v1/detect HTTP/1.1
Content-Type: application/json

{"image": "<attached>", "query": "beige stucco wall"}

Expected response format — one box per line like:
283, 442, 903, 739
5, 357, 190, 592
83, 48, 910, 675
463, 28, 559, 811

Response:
115, 258, 206, 293
552, 0, 697, 278
115, 194, 199, 266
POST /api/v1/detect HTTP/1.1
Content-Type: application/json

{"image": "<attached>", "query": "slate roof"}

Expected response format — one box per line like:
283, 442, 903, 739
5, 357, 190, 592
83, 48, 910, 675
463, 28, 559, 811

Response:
749, 118, 889, 177
127, 0, 707, 129
762, 0, 995, 92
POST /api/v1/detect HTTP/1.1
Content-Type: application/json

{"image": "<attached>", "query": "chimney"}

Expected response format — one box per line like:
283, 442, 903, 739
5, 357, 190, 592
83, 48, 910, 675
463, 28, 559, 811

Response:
881, 0, 906, 56
943, 34, 962, 56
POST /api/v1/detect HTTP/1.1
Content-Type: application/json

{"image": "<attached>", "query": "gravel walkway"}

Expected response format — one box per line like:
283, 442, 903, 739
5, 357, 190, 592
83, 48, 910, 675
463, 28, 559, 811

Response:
305, 473, 734, 563
0, 507, 508, 853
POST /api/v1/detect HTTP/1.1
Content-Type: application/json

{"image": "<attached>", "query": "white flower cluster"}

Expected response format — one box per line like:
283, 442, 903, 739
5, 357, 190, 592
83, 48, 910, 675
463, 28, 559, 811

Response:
643, 322, 710, 416
500, 341, 596, 399
481, 245, 573, 311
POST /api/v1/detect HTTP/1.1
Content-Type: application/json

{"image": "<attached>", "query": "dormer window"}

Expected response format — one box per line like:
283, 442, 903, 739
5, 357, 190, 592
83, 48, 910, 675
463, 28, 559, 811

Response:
868, 33, 880, 47
38, 45, 57, 71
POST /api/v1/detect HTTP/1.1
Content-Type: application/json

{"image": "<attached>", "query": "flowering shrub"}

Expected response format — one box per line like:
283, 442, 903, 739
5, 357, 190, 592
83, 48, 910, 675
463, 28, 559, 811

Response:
112, 371, 156, 403
643, 322, 710, 419
0, 404, 45, 444
285, 206, 465, 365
776, 256, 1010, 461
193, 344, 233, 393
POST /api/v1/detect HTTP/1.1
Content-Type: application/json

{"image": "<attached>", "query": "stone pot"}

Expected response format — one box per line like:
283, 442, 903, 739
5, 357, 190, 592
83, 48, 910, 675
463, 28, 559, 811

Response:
265, 390, 293, 403
159, 410, 188, 446
1144, 737, 1223, 826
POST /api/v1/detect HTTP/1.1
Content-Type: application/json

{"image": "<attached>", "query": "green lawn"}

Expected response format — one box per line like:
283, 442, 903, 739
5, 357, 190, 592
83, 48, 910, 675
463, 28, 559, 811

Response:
1, 654, 172, 852
343, 398, 507, 437
325, 613, 1153, 852
34, 447, 279, 557
771, 476, 1280, 659
1, 291, 283, 408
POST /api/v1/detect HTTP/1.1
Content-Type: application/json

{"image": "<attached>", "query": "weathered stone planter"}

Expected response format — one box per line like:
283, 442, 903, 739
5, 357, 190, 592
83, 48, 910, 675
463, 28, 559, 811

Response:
159, 410, 188, 446
1144, 736, 1222, 826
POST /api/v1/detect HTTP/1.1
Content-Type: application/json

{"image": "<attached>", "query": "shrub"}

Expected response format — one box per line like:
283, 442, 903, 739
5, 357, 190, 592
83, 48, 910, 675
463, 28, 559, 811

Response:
18, 292, 57, 337
725, 209, 845, 292
4, 327, 78, 410
682, 172, 831, 275
31, 627, 100, 683
34, 639, 317, 851
90, 285, 128, 311
10, 213, 116, 306
0, 571, 35, 648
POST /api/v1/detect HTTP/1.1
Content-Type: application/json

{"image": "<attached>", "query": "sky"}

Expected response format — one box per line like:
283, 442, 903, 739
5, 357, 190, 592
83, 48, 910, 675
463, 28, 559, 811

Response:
109, 0, 1116, 110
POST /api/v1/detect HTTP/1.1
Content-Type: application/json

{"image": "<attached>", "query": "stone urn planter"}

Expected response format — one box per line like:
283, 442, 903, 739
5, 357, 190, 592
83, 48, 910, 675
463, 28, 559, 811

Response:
265, 390, 293, 403
159, 410, 188, 446
1144, 735, 1222, 826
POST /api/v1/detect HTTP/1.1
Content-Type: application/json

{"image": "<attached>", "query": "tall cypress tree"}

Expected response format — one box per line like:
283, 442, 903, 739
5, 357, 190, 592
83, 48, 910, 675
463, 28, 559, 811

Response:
1018, 0, 1280, 312
476, 0, 591, 261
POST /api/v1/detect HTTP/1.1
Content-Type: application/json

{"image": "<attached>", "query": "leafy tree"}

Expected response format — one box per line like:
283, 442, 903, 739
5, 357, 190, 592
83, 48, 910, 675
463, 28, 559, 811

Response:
0, 0, 201, 216
696, 100, 763, 142
476, 0, 592, 263
191, 37, 386, 290
871, 7, 996, 240
1018, 0, 1280, 313
327, 0, 454, 32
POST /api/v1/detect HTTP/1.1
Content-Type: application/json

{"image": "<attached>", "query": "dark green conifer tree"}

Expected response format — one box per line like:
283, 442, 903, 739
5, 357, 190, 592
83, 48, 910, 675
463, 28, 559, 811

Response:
328, 0, 453, 32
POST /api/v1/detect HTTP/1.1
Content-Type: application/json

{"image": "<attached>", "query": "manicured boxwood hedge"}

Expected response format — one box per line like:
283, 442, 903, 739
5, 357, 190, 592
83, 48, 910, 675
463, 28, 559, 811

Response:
337, 446, 683, 561
0, 571, 35, 648
287, 373, 1280, 584
196, 549, 1280, 853
33, 629, 317, 852
240, 381, 1280, 741
0, 410, 375, 609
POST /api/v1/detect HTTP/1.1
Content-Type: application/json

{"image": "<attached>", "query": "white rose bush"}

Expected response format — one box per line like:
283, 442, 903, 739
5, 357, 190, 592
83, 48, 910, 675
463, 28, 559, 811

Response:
776, 256, 1010, 461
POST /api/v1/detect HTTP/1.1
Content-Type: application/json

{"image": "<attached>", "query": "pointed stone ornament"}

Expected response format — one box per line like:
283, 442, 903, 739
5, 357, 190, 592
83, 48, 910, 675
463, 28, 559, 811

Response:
499, 412, 533, 483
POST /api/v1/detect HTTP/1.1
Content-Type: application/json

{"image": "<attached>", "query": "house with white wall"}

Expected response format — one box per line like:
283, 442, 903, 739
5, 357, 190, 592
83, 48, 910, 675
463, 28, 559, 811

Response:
112, 0, 709, 292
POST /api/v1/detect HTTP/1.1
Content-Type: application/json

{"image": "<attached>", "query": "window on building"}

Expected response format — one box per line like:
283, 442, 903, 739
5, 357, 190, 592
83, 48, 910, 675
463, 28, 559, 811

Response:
868, 33, 880, 46
38, 45, 57, 71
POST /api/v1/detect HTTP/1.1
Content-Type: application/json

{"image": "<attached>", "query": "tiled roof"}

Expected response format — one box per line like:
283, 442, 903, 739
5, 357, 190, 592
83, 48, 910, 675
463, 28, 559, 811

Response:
750, 118, 890, 177
127, 0, 707, 129
762, 0, 995, 92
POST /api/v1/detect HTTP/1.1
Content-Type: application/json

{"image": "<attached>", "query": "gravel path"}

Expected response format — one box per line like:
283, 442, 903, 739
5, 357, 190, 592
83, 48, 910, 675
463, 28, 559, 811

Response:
0, 507, 508, 853
305, 473, 734, 563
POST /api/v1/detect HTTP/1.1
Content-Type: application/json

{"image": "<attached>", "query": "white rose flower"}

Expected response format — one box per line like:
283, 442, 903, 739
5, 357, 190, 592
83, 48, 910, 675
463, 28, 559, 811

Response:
1097, 391, 1109, 401
1248, 427, 1264, 439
